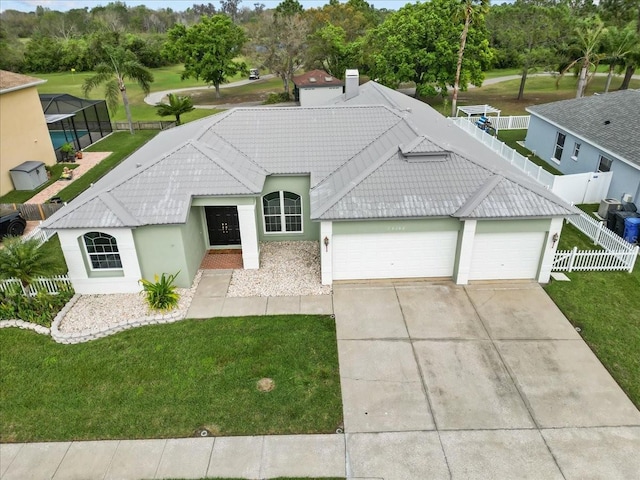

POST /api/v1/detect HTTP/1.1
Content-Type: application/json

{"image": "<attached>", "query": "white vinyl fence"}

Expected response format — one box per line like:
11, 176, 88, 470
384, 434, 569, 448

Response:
0, 275, 73, 297
493, 115, 530, 131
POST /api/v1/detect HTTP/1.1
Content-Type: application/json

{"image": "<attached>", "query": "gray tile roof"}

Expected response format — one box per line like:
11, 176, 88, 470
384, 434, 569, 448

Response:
43, 81, 575, 230
527, 89, 640, 167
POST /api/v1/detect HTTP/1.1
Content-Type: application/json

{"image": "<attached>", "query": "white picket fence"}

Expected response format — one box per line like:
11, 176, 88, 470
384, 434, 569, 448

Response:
23, 224, 53, 245
494, 115, 531, 130
0, 275, 73, 297
554, 214, 639, 273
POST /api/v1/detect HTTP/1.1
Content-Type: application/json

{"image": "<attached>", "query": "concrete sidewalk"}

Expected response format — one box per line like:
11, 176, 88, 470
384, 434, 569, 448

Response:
0, 435, 345, 480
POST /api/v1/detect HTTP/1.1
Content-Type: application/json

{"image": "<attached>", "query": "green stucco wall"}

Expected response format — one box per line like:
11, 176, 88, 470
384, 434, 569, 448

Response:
257, 176, 319, 242
475, 218, 551, 233
133, 206, 206, 288
333, 218, 461, 235
191, 197, 255, 207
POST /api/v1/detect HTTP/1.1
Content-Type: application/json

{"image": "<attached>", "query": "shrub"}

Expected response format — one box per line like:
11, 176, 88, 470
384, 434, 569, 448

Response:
0, 289, 74, 327
262, 92, 291, 104
139, 272, 180, 311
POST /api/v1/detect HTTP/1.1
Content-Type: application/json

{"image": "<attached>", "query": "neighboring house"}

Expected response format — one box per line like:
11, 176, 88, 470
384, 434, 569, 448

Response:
0, 70, 57, 196
525, 90, 640, 203
42, 73, 576, 294
293, 69, 345, 106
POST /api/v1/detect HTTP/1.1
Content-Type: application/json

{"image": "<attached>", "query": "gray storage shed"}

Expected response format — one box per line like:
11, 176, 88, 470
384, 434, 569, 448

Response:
10, 161, 48, 190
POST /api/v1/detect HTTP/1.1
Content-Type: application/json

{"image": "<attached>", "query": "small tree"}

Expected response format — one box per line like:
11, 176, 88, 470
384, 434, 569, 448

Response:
155, 93, 195, 125
0, 237, 62, 294
82, 46, 154, 135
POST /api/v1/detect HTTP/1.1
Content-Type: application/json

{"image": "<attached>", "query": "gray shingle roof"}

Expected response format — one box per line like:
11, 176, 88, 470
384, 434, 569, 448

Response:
43, 82, 575, 230
527, 89, 640, 167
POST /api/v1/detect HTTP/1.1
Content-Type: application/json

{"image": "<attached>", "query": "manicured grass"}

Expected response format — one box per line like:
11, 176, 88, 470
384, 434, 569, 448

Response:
425, 75, 640, 115
188, 77, 285, 105
0, 315, 343, 442
35, 66, 233, 123
36, 233, 69, 274
497, 130, 563, 175
0, 163, 78, 204
55, 130, 158, 202
544, 266, 640, 409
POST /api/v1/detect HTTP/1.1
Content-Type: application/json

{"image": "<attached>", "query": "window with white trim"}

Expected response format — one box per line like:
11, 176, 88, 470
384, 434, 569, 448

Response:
597, 155, 612, 173
553, 132, 566, 162
262, 191, 302, 233
571, 142, 581, 160
83, 232, 122, 269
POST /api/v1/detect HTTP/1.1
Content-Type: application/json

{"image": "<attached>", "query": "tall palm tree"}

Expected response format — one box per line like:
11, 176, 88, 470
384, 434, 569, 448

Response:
0, 237, 62, 294
601, 24, 637, 93
155, 93, 195, 126
82, 46, 154, 135
452, 0, 489, 117
557, 17, 606, 98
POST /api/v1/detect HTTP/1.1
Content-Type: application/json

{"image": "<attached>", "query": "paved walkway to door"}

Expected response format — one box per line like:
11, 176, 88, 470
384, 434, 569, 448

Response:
334, 280, 640, 479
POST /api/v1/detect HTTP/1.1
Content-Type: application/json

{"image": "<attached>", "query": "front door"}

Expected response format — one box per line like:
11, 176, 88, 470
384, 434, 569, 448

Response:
205, 206, 241, 246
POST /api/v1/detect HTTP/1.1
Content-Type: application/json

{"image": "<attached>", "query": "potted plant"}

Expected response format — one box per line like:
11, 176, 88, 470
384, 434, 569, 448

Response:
75, 150, 83, 160
59, 142, 75, 162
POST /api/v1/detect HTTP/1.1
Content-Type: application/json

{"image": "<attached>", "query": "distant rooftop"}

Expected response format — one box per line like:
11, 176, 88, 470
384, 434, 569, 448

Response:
0, 70, 46, 94
293, 70, 344, 88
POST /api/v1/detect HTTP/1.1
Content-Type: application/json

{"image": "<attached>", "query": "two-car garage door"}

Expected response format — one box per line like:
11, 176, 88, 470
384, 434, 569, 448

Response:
331, 229, 546, 282
332, 231, 458, 280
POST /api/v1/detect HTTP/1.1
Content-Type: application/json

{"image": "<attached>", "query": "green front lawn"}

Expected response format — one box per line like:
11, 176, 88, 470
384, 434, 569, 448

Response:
0, 315, 343, 443
545, 267, 640, 408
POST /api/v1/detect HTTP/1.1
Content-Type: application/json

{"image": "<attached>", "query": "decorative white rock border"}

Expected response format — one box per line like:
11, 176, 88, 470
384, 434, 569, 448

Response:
0, 271, 203, 344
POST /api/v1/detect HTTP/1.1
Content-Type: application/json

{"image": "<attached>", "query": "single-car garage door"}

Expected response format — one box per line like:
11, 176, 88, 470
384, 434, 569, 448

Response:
332, 231, 458, 281
469, 232, 546, 280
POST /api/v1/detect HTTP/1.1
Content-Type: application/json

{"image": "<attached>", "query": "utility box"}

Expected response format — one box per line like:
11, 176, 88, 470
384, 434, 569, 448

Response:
9, 161, 48, 190
597, 198, 621, 220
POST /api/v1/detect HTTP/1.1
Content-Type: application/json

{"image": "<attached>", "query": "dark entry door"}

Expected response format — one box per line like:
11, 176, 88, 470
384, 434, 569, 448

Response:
205, 206, 241, 246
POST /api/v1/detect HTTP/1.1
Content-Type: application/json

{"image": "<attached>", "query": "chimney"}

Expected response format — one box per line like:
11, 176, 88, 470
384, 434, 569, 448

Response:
345, 69, 359, 100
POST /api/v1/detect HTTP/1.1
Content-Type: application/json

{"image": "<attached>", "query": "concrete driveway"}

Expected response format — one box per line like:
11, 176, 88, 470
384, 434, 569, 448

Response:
334, 281, 640, 479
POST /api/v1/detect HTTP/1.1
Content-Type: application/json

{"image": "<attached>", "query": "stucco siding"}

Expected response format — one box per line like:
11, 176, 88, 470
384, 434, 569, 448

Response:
0, 86, 56, 195
332, 218, 461, 235
133, 224, 194, 288
180, 206, 207, 285
475, 218, 552, 234
257, 176, 319, 241
299, 86, 343, 106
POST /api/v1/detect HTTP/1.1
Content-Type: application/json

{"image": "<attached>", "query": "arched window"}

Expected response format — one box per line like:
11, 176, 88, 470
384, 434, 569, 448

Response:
262, 191, 302, 233
83, 232, 122, 269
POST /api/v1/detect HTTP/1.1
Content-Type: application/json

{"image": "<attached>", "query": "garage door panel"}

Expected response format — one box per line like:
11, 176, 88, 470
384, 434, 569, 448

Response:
469, 232, 545, 280
333, 231, 458, 280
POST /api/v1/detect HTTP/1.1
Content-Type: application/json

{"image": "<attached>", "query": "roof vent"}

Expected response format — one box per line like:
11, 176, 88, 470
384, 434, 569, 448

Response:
325, 76, 333, 82
604, 120, 611, 125
136, 163, 142, 168
309, 77, 317, 83
400, 135, 449, 161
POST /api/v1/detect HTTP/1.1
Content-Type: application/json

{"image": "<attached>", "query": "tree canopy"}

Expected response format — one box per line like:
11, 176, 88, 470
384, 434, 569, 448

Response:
166, 14, 247, 98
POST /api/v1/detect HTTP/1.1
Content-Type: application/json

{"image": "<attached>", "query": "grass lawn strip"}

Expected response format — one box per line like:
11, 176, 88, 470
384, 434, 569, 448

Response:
0, 315, 342, 442
0, 163, 79, 204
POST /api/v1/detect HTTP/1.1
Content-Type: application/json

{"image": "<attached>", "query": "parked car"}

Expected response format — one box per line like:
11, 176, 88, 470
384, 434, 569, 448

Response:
249, 68, 260, 80
0, 207, 27, 238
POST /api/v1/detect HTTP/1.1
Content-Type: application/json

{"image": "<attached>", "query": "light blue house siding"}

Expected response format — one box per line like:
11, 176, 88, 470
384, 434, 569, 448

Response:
525, 116, 640, 202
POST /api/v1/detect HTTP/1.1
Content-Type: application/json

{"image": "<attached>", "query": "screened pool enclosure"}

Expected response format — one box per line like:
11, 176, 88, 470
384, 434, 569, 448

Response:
40, 94, 112, 161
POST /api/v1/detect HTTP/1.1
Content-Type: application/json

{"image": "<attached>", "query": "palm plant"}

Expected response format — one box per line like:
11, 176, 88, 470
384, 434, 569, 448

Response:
556, 16, 606, 98
452, 0, 490, 117
155, 93, 195, 126
0, 237, 62, 294
601, 24, 638, 93
82, 46, 154, 135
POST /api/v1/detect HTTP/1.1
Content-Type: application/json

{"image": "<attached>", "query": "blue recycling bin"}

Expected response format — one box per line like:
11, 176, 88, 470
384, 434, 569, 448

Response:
623, 217, 640, 244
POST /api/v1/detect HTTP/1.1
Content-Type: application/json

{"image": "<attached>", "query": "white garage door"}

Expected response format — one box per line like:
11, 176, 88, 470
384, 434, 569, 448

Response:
469, 232, 545, 280
332, 231, 458, 281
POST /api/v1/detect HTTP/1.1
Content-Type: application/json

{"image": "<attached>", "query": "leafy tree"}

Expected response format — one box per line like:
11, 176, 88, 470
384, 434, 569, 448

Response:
366, 0, 491, 98
275, 0, 303, 16
0, 237, 62, 292
0, 24, 25, 72
619, 10, 640, 90
23, 35, 63, 72
452, 0, 489, 116
166, 15, 247, 98
219, 0, 242, 22
82, 46, 154, 134
254, 6, 309, 95
600, 23, 638, 92
305, 23, 361, 78
600, 0, 639, 27
487, 0, 571, 100
155, 93, 195, 125
557, 16, 606, 98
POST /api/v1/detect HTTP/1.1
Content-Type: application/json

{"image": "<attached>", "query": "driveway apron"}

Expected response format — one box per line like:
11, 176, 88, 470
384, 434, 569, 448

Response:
333, 281, 640, 480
